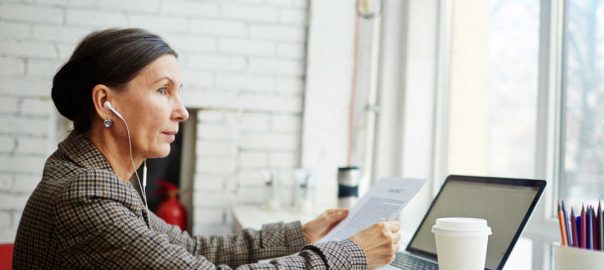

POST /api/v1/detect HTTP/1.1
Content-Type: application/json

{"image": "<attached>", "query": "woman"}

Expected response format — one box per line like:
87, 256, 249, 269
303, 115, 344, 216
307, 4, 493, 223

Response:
12, 28, 400, 269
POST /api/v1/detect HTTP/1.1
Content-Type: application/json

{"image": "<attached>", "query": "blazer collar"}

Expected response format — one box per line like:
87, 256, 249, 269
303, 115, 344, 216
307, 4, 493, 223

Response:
59, 131, 113, 171
58, 131, 148, 215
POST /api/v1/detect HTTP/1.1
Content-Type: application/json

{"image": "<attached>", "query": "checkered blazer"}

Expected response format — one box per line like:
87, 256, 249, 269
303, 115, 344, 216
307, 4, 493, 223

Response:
13, 131, 367, 269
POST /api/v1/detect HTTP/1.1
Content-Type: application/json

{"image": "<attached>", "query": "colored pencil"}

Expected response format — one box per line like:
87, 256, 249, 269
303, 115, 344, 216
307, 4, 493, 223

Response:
581, 205, 587, 249
576, 216, 582, 248
571, 208, 578, 247
600, 202, 604, 251
557, 202, 568, 246
562, 201, 572, 247
588, 206, 593, 250
595, 205, 600, 250
591, 206, 598, 250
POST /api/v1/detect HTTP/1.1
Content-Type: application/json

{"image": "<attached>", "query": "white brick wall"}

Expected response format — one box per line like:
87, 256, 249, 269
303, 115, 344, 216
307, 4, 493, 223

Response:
192, 108, 303, 235
221, 3, 279, 22
65, 9, 128, 27
249, 25, 306, 42
0, 97, 19, 114
0, 21, 31, 40
26, 59, 62, 78
0, 212, 11, 230
241, 113, 270, 131
0, 137, 14, 153
218, 38, 274, 56
0, 3, 63, 24
160, 1, 219, 17
186, 54, 247, 71
239, 151, 267, 168
190, 19, 246, 37
0, 0, 309, 242
32, 25, 92, 43
0, 57, 24, 75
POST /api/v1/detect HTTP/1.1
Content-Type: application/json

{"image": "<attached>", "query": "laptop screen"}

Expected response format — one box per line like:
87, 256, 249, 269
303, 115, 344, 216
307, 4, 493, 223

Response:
406, 175, 545, 270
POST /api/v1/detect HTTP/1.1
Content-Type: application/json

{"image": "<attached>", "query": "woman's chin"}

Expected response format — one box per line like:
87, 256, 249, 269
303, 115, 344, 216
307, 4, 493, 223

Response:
148, 145, 171, 158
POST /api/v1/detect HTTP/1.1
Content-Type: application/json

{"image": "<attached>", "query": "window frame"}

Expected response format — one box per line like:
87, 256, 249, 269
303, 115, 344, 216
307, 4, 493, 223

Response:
370, 0, 442, 242
520, 0, 566, 269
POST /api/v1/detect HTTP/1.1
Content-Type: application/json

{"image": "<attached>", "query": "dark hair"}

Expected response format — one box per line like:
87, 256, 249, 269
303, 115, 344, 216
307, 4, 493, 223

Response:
52, 28, 177, 133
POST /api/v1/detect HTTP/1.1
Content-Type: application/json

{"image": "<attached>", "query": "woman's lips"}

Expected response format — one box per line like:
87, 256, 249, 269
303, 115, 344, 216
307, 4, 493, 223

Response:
162, 131, 177, 142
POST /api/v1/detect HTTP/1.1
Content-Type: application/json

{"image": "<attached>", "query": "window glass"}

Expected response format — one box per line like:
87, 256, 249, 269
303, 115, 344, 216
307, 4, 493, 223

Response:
488, 0, 540, 178
559, 0, 604, 208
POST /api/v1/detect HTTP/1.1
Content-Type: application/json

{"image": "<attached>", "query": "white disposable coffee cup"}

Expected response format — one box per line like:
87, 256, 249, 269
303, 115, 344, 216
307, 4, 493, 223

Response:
432, 217, 492, 270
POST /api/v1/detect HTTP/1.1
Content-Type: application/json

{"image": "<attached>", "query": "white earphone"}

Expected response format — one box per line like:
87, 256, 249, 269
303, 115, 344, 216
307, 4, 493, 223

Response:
103, 101, 124, 121
103, 100, 148, 210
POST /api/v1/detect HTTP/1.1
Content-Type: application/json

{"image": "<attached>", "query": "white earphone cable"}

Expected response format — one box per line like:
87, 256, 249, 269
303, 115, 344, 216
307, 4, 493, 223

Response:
121, 117, 149, 211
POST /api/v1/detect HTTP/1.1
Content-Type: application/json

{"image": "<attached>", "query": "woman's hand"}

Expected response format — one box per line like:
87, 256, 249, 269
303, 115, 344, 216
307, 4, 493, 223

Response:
302, 208, 349, 244
349, 221, 401, 269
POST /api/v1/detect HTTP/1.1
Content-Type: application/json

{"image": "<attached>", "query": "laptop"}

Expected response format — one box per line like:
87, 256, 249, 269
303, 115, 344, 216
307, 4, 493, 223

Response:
391, 175, 546, 270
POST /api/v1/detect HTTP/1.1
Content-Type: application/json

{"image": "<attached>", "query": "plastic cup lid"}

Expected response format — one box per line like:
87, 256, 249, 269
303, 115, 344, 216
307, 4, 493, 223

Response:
432, 217, 492, 234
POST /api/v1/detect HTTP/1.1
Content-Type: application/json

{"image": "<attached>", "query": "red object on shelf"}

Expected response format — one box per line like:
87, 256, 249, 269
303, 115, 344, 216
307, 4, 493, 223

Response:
155, 180, 187, 231
0, 243, 14, 270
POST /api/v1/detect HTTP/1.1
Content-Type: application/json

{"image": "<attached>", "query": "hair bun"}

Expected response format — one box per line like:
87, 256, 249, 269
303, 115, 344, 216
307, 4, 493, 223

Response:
51, 61, 91, 121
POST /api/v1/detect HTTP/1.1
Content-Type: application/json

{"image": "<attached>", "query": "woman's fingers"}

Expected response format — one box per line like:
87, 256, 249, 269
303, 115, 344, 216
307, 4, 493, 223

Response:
393, 231, 402, 243
320, 208, 348, 222
384, 220, 400, 233
349, 221, 403, 269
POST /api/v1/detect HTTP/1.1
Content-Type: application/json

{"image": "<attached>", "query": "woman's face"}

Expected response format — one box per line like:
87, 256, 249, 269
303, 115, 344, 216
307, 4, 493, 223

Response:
112, 54, 189, 159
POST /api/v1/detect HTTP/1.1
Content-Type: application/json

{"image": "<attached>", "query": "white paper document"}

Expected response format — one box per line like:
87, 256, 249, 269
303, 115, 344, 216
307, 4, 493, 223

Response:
318, 177, 426, 243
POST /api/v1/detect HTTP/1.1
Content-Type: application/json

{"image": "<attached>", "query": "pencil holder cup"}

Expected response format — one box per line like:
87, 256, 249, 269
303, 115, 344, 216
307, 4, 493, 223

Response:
553, 244, 604, 270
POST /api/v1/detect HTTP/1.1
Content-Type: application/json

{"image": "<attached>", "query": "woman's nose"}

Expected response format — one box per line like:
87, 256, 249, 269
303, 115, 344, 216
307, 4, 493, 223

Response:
172, 99, 189, 122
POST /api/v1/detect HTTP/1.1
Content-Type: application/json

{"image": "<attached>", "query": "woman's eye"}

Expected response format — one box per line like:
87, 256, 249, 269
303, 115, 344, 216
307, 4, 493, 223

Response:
157, 87, 167, 95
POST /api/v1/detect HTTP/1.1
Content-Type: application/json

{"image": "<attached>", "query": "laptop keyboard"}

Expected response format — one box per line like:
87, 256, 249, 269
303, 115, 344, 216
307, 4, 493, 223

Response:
391, 253, 438, 270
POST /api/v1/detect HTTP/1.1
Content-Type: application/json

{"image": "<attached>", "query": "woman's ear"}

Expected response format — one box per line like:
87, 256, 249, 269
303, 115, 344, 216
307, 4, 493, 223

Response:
91, 84, 112, 120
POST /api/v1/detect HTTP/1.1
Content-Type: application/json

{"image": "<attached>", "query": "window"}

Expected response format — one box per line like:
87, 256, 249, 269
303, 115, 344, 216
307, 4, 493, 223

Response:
442, 0, 604, 268
445, 0, 541, 177
444, 1, 540, 269
374, 0, 604, 268
488, 0, 540, 178
558, 0, 604, 208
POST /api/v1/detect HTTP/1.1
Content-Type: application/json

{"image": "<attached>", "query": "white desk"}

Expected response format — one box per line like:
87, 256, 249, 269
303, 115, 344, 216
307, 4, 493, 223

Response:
231, 205, 319, 231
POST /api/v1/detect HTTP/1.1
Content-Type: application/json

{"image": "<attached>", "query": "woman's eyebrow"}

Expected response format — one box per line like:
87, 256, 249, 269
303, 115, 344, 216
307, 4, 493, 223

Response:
152, 76, 172, 84
152, 76, 182, 88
